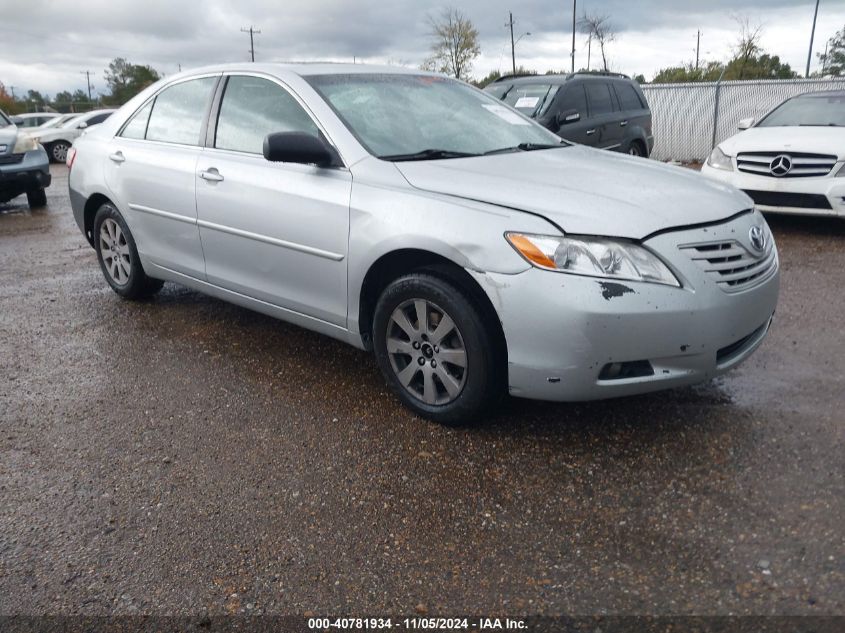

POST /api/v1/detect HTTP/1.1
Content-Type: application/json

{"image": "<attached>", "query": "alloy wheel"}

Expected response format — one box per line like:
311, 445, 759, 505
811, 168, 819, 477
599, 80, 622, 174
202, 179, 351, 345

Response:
52, 142, 69, 163
99, 218, 131, 285
386, 299, 467, 406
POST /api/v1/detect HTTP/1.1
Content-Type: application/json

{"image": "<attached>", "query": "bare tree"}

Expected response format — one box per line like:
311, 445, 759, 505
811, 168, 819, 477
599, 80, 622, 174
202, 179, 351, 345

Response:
424, 8, 481, 80
579, 13, 615, 72
732, 17, 763, 80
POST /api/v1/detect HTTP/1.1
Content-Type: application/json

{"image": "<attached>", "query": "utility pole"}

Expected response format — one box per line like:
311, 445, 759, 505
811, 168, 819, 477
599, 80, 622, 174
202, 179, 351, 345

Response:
695, 30, 701, 70
506, 12, 516, 75
806, 0, 820, 77
80, 71, 93, 100
570, 0, 577, 73
241, 26, 261, 62
8, 86, 15, 100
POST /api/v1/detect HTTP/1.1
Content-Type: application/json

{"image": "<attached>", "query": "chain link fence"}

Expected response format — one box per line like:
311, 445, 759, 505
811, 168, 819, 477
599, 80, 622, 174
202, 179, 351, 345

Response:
641, 78, 845, 162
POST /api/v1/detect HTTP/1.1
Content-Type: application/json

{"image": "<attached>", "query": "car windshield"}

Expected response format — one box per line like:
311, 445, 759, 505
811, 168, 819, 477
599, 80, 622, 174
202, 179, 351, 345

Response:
501, 84, 555, 116
306, 73, 564, 160
60, 113, 91, 129
757, 94, 845, 127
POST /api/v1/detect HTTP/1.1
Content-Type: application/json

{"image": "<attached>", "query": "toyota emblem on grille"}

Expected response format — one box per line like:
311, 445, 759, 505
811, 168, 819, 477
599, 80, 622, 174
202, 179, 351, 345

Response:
749, 225, 766, 252
769, 154, 792, 177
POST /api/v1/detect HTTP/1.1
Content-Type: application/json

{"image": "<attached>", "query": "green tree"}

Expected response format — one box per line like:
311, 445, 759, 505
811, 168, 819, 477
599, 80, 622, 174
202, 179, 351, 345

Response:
653, 61, 725, 83
819, 25, 845, 76
423, 8, 481, 81
103, 57, 160, 105
0, 81, 21, 114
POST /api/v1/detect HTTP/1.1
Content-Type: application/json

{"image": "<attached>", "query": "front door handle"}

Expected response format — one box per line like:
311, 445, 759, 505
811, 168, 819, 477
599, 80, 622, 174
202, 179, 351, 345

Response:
109, 151, 125, 164
199, 168, 224, 183
620, 120, 629, 127
586, 129, 597, 136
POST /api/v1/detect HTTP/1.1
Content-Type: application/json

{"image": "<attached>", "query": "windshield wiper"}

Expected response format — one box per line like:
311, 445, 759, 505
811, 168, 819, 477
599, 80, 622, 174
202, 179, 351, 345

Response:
380, 148, 481, 162
482, 142, 566, 155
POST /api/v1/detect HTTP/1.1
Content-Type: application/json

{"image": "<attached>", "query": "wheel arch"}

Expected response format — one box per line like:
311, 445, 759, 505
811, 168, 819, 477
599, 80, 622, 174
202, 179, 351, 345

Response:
357, 248, 507, 369
82, 193, 115, 246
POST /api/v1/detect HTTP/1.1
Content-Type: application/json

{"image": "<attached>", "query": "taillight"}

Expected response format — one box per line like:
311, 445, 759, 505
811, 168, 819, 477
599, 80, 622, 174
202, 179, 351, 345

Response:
66, 147, 77, 169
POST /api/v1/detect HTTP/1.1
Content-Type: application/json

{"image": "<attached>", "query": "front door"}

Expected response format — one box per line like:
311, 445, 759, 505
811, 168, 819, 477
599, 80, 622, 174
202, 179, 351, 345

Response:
194, 75, 351, 327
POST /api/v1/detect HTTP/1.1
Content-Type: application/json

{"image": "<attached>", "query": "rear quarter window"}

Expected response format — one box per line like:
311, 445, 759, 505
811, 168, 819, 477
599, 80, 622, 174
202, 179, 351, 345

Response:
613, 83, 645, 111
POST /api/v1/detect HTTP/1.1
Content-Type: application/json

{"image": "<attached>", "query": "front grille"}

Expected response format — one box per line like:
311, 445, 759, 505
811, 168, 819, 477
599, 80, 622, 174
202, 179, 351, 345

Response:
737, 151, 837, 178
0, 153, 25, 165
743, 189, 832, 210
680, 229, 777, 293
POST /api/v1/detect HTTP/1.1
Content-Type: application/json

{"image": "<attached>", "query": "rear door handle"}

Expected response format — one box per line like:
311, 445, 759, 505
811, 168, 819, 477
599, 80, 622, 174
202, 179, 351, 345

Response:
586, 129, 597, 136
199, 168, 224, 183
109, 151, 125, 164
620, 120, 629, 127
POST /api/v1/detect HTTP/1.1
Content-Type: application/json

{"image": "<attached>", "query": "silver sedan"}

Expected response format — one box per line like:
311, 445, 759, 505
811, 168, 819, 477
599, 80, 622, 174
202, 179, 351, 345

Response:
68, 64, 779, 424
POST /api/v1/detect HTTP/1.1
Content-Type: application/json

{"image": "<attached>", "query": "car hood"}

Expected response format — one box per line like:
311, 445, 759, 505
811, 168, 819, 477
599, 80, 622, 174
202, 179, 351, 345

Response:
0, 126, 18, 153
718, 126, 845, 159
393, 146, 750, 239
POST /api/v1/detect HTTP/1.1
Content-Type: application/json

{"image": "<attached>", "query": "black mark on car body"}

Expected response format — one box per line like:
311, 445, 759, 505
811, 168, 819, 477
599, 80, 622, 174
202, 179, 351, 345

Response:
599, 282, 635, 301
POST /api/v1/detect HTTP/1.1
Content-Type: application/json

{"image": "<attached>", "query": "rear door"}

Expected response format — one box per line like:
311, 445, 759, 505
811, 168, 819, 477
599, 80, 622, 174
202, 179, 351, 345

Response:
584, 81, 622, 150
105, 75, 218, 279
612, 81, 651, 152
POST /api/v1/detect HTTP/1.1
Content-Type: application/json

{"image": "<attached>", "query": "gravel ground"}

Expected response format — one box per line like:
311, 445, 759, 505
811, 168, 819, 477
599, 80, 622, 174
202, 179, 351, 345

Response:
0, 165, 843, 617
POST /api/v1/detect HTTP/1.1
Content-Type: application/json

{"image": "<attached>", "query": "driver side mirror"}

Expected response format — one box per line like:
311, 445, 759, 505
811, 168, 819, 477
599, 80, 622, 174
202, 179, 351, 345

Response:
557, 109, 581, 126
77, 121, 88, 130
738, 117, 754, 130
263, 132, 340, 167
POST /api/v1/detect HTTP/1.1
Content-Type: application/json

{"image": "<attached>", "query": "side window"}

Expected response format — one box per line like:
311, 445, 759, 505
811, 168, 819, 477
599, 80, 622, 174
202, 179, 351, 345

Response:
120, 101, 153, 140
585, 82, 614, 116
215, 75, 319, 154
146, 77, 216, 145
556, 84, 587, 116
86, 113, 112, 126
614, 83, 644, 111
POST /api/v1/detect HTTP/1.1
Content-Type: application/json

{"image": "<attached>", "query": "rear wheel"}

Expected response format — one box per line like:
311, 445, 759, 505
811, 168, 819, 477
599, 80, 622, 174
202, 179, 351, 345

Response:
627, 140, 646, 158
373, 273, 502, 425
26, 187, 47, 208
93, 203, 163, 299
47, 141, 70, 163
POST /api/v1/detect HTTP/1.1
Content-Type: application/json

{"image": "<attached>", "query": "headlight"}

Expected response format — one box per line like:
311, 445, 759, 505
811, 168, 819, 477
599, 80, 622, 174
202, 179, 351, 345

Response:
506, 233, 680, 286
12, 134, 39, 153
706, 146, 733, 171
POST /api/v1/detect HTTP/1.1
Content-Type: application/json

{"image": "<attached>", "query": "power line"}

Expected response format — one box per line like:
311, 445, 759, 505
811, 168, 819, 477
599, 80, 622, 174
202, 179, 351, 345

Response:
241, 26, 261, 62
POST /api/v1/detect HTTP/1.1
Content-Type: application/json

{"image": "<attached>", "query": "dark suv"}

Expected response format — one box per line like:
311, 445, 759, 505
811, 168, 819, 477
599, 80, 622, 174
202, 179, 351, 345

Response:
485, 72, 654, 157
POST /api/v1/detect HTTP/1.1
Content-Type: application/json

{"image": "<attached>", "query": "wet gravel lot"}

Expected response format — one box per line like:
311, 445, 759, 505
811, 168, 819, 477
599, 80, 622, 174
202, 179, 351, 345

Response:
1, 165, 843, 617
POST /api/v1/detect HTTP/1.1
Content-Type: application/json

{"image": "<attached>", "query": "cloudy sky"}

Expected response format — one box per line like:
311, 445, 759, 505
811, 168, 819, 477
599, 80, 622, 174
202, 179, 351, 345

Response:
1, 0, 843, 98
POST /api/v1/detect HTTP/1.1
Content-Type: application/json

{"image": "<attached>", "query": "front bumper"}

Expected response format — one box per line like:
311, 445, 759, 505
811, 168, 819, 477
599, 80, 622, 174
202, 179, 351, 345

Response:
0, 146, 52, 202
701, 161, 845, 217
471, 210, 780, 402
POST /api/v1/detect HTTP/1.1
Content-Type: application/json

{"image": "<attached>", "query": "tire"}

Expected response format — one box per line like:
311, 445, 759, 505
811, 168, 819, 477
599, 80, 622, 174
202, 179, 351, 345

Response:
46, 141, 70, 164
26, 188, 47, 208
93, 202, 164, 299
372, 273, 503, 425
627, 140, 646, 158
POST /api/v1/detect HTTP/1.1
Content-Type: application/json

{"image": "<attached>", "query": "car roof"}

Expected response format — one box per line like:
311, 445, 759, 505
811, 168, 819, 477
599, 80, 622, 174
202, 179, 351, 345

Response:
178, 62, 438, 79
492, 72, 633, 87
796, 90, 845, 98
18, 112, 59, 117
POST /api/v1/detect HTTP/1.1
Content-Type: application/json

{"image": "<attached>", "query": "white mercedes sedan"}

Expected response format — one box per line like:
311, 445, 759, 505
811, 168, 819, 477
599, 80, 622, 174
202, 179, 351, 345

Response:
702, 90, 845, 217
67, 64, 779, 424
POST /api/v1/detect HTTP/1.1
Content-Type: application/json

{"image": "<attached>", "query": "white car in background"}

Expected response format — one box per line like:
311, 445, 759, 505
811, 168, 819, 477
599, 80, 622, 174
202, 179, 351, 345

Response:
27, 108, 115, 163
10, 112, 60, 128
701, 90, 845, 217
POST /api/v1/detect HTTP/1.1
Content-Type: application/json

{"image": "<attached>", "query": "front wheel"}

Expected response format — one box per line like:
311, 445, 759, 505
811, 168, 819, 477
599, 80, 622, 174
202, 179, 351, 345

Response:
627, 140, 646, 158
93, 203, 163, 299
372, 273, 503, 425
47, 141, 70, 163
